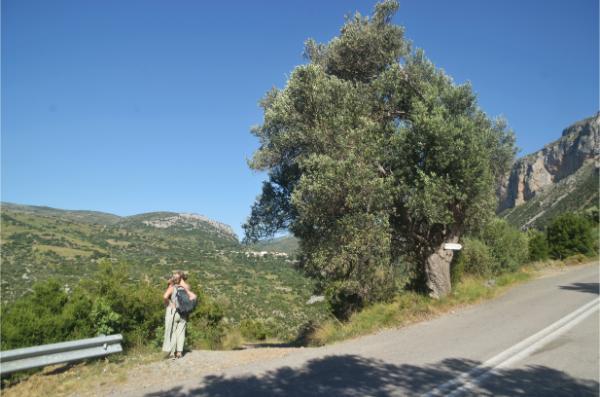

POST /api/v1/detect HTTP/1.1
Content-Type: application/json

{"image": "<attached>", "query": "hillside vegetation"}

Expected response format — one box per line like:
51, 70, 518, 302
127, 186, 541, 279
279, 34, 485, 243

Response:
249, 235, 299, 256
0, 203, 328, 339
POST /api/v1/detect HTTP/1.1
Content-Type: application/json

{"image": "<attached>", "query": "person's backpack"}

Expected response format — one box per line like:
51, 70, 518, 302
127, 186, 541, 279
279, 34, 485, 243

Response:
174, 285, 197, 315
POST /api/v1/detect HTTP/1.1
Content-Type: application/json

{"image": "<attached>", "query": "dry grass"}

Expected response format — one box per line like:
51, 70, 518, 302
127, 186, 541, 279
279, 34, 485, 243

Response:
220, 329, 244, 350
1, 350, 165, 397
33, 244, 93, 258
307, 258, 587, 346
105, 239, 131, 247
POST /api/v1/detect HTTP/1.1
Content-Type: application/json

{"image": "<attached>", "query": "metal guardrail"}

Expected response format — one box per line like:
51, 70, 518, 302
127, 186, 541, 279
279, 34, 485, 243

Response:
0, 334, 123, 375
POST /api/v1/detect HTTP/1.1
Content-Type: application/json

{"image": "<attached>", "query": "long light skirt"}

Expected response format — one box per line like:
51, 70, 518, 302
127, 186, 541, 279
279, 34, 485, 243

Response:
162, 306, 186, 355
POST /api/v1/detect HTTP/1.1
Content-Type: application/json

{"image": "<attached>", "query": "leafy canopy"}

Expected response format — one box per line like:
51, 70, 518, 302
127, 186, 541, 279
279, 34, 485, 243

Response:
244, 0, 515, 315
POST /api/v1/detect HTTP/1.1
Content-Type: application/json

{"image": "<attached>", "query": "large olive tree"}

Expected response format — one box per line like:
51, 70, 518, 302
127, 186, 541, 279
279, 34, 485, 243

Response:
244, 0, 515, 315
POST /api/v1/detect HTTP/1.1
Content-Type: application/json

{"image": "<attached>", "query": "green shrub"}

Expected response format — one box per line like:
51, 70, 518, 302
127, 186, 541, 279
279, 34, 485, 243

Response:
450, 255, 464, 285
528, 229, 549, 262
546, 213, 595, 259
0, 279, 74, 350
76, 262, 165, 348
186, 289, 225, 349
582, 206, 599, 225
455, 219, 529, 278
480, 218, 528, 273
90, 298, 121, 335
325, 280, 365, 320
239, 319, 268, 341
454, 237, 496, 277
0, 261, 225, 353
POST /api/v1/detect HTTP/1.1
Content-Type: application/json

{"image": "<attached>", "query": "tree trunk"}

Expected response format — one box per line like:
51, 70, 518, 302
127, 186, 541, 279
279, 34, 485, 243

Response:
425, 234, 459, 299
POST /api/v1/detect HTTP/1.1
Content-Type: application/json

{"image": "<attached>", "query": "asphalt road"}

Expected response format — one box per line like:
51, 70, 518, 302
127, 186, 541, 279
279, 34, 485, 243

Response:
139, 263, 599, 397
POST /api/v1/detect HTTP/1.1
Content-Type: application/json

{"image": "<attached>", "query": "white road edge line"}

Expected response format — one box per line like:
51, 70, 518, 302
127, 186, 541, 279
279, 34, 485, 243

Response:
423, 297, 600, 397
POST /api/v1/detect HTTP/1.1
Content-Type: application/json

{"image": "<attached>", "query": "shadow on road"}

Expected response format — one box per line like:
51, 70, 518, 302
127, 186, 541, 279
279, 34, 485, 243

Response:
145, 355, 598, 397
559, 282, 599, 295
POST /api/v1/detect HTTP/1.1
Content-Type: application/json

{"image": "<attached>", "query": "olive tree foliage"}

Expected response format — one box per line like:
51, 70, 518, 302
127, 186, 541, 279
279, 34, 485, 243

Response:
244, 0, 515, 315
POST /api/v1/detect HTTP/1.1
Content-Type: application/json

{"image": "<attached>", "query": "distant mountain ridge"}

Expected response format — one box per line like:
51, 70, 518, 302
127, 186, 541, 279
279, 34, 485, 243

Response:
129, 212, 237, 240
1, 203, 238, 240
1, 202, 122, 225
498, 114, 599, 228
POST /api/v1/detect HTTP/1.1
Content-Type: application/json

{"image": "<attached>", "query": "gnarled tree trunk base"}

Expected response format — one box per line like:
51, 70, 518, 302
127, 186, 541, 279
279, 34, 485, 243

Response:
425, 235, 459, 299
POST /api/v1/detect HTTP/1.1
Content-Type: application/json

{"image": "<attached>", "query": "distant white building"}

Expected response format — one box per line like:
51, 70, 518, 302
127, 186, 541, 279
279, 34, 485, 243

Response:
244, 251, 289, 258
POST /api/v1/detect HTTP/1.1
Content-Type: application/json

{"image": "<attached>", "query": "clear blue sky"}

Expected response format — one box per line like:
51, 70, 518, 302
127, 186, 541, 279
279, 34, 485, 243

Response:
2, 0, 598, 238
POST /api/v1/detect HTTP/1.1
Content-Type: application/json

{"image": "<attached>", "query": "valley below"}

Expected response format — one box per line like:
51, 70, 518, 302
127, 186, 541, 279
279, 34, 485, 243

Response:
0, 203, 326, 339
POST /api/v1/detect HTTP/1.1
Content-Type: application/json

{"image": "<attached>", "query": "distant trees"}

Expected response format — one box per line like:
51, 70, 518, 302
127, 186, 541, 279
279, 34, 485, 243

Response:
244, 0, 515, 316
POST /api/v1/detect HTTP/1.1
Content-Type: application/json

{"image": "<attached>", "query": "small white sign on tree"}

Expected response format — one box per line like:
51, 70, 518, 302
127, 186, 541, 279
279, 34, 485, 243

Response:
443, 243, 463, 251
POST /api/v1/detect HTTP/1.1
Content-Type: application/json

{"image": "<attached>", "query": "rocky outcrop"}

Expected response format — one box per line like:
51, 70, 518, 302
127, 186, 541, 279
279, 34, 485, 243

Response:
498, 113, 599, 212
502, 162, 598, 229
142, 213, 237, 239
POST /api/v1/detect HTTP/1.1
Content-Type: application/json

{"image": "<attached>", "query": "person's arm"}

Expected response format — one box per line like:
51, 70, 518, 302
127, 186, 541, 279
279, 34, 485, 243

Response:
163, 285, 174, 308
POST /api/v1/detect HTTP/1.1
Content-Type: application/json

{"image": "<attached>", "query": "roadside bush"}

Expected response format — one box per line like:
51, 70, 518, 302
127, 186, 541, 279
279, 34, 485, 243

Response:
450, 256, 464, 285
480, 218, 528, 273
325, 280, 365, 320
527, 230, 549, 262
546, 213, 595, 259
0, 261, 225, 353
76, 262, 165, 348
582, 206, 599, 225
90, 298, 122, 336
454, 237, 496, 277
186, 289, 225, 349
454, 219, 529, 280
239, 319, 268, 341
0, 279, 70, 350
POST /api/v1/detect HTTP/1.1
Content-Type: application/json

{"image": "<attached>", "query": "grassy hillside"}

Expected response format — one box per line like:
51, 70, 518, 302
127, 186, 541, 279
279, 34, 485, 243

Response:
249, 235, 300, 256
1, 202, 122, 225
0, 204, 328, 338
501, 162, 599, 229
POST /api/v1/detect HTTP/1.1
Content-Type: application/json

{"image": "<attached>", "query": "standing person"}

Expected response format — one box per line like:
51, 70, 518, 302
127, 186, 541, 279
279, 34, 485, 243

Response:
175, 271, 198, 303
162, 274, 187, 358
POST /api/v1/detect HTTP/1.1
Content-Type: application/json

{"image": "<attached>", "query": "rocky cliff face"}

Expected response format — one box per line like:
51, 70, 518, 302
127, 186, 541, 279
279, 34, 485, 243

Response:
141, 212, 238, 239
498, 113, 599, 212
